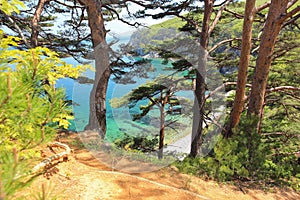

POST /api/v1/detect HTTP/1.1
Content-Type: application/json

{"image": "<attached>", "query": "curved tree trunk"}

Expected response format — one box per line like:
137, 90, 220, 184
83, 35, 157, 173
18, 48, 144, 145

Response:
84, 0, 110, 138
225, 0, 256, 137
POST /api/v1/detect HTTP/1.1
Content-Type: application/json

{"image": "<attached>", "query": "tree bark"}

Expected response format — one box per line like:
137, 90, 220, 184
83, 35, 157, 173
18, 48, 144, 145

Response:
158, 105, 165, 159
84, 0, 110, 138
225, 0, 256, 137
158, 89, 170, 159
248, 0, 289, 119
190, 0, 213, 158
31, 0, 50, 47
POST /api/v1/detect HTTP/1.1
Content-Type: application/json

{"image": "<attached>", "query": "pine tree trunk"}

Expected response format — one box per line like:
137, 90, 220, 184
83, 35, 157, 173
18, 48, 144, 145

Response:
31, 0, 50, 47
84, 0, 110, 138
190, 0, 213, 158
225, 0, 256, 137
248, 0, 289, 119
158, 105, 165, 159
190, 68, 206, 157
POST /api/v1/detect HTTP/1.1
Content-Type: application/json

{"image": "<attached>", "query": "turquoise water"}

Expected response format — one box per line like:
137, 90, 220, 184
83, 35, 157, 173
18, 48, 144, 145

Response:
56, 33, 194, 142
56, 56, 194, 142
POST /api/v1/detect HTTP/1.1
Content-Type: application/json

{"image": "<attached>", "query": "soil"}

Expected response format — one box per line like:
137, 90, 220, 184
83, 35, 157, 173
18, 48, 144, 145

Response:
18, 133, 300, 200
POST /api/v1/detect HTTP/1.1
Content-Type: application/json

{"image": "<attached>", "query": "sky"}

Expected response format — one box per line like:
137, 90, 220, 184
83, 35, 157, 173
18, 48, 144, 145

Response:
105, 0, 210, 38
105, 4, 172, 38
1, 1, 170, 42
1, 0, 223, 42
106, 16, 171, 37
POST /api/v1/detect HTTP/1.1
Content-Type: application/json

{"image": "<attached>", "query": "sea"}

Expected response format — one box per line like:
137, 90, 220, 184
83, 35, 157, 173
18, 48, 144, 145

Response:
56, 34, 194, 143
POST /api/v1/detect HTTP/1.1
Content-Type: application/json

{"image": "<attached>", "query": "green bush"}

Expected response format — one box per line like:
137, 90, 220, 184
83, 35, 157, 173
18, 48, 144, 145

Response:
113, 133, 159, 153
0, 32, 88, 199
175, 116, 300, 190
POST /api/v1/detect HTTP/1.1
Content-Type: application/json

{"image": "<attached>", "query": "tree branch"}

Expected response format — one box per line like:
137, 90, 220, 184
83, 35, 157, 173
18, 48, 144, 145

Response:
224, 8, 244, 19
53, 0, 85, 9
279, 5, 300, 23
102, 0, 156, 9
104, 5, 144, 28
176, 15, 202, 34
1, 11, 30, 47
207, 83, 300, 101
273, 43, 299, 60
213, 0, 230, 7
283, 13, 300, 28
209, 38, 241, 53
165, 119, 180, 128
205, 82, 252, 100
254, 1, 271, 13
209, 0, 233, 35
206, 85, 299, 109
266, 86, 300, 93
261, 132, 287, 136
204, 114, 226, 132
287, 0, 299, 9
147, 96, 158, 107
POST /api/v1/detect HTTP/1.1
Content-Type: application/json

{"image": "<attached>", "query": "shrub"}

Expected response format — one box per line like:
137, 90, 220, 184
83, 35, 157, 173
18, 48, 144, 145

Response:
113, 133, 159, 153
0, 32, 88, 198
175, 116, 300, 190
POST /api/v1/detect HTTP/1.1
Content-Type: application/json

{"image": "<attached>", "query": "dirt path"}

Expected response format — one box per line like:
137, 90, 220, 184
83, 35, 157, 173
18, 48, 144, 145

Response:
21, 146, 208, 200
18, 134, 300, 200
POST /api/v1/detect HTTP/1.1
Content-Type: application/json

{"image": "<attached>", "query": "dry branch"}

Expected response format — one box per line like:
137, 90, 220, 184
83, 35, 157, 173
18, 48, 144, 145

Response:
31, 142, 71, 173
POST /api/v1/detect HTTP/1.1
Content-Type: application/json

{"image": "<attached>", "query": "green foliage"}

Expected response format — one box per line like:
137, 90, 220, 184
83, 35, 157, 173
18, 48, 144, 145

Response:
259, 24, 300, 190
110, 74, 192, 159
175, 116, 300, 190
132, 0, 300, 189
113, 133, 159, 153
0, 149, 35, 200
151, 17, 185, 30
0, 0, 25, 15
31, 183, 59, 200
0, 34, 88, 151
0, 32, 88, 198
110, 75, 192, 116
0, 0, 96, 60
129, 17, 185, 49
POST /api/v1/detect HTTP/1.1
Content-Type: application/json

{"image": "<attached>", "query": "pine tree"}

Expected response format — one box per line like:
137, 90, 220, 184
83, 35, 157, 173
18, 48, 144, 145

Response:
110, 75, 192, 159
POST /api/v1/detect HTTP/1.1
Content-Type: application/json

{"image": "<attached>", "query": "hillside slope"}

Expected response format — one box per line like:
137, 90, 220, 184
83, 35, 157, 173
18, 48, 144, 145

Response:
16, 134, 300, 200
